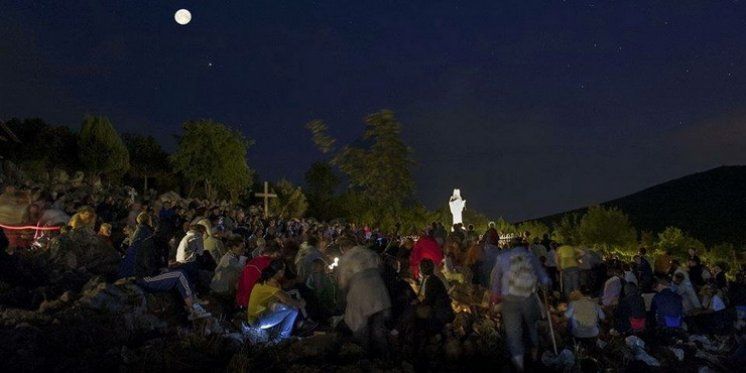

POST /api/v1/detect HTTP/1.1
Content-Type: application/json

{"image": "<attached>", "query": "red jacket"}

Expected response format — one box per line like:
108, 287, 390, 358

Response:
235, 255, 272, 307
410, 235, 444, 279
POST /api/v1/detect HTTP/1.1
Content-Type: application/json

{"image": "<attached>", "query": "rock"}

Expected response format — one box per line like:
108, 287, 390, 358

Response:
288, 333, 339, 360
338, 341, 365, 361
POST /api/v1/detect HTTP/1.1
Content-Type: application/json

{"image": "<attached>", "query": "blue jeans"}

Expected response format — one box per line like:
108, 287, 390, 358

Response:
501, 294, 541, 358
562, 267, 580, 298
254, 303, 299, 340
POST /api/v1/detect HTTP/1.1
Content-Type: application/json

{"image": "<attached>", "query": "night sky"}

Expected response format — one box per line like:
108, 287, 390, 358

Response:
2, 1, 746, 221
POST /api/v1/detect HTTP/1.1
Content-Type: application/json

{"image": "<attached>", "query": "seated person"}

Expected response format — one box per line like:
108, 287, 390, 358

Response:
614, 282, 646, 334
137, 270, 211, 320
696, 285, 729, 334
119, 216, 210, 320
236, 242, 279, 308
416, 259, 454, 335
650, 278, 684, 329
565, 287, 605, 340
210, 236, 247, 298
247, 259, 305, 343
68, 206, 96, 231
305, 257, 338, 320
601, 268, 624, 308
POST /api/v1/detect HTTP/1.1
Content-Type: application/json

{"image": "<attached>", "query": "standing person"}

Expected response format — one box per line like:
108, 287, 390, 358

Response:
490, 239, 551, 372
688, 256, 705, 289
654, 249, 673, 278
635, 249, 654, 292
337, 236, 392, 356
544, 242, 558, 290
556, 244, 580, 298
481, 235, 501, 287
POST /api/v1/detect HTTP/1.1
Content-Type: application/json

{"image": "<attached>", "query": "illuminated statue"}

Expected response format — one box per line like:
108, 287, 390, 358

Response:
448, 189, 466, 226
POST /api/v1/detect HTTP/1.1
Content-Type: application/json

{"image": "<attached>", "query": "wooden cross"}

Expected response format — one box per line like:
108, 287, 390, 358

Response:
254, 181, 277, 219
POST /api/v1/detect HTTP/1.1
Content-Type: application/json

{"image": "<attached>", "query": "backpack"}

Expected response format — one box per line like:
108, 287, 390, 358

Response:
508, 251, 538, 297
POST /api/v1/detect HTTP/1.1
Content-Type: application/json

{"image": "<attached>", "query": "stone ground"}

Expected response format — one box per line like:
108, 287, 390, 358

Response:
0, 245, 741, 372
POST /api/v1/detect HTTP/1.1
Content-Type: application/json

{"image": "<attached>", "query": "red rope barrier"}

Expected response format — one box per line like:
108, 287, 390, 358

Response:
0, 224, 61, 231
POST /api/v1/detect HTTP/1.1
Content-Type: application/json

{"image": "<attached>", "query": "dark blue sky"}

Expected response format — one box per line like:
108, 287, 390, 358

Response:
2, 1, 746, 221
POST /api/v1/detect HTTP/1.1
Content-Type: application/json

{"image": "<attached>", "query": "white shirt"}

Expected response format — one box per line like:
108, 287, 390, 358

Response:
176, 231, 204, 263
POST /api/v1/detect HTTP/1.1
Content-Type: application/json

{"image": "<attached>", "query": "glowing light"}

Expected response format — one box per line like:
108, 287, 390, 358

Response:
328, 257, 339, 270
174, 9, 192, 25
0, 224, 61, 231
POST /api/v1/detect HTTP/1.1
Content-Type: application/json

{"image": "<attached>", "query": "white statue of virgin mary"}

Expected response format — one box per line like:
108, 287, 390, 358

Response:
449, 189, 466, 226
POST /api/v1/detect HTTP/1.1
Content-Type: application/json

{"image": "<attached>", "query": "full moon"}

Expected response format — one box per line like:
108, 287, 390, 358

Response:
174, 9, 191, 25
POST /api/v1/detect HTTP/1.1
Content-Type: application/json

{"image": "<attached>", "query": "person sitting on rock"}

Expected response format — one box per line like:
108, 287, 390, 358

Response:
565, 286, 605, 342
236, 243, 281, 308
614, 282, 646, 334
650, 277, 684, 329
118, 214, 210, 320
415, 259, 454, 337
174, 224, 205, 285
246, 259, 304, 343
209, 235, 246, 299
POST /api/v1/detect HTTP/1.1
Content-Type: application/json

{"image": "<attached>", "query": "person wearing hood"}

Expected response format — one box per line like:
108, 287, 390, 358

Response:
196, 218, 225, 261
175, 224, 205, 285
337, 235, 392, 356
671, 271, 702, 315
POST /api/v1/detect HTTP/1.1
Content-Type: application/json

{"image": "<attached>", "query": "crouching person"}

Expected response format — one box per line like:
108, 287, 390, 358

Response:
246, 259, 303, 344
565, 287, 605, 347
337, 236, 392, 356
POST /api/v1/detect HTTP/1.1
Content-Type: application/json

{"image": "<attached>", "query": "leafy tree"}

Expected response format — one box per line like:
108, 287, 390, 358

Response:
304, 161, 340, 221
268, 179, 308, 219
577, 205, 637, 252
656, 226, 705, 258
122, 133, 170, 192
306, 120, 336, 154
78, 116, 130, 181
495, 217, 517, 236
171, 120, 254, 201
552, 213, 582, 245
516, 220, 551, 242
307, 110, 416, 231
2, 118, 81, 172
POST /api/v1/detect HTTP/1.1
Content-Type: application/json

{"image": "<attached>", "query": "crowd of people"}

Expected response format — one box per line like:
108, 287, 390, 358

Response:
1, 176, 745, 371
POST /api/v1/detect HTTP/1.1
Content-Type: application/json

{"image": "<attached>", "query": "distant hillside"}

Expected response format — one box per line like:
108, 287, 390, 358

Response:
532, 166, 746, 246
